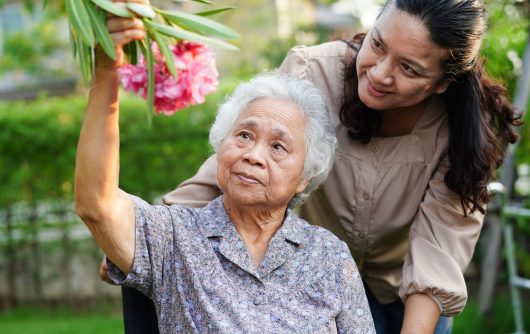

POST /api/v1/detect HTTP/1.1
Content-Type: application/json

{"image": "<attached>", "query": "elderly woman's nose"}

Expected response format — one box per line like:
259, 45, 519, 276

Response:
242, 143, 267, 167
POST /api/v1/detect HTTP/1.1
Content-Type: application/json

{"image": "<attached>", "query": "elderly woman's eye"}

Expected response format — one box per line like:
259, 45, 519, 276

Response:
238, 132, 251, 140
272, 143, 286, 151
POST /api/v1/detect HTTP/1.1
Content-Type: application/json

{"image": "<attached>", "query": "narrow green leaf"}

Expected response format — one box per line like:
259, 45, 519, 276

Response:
69, 28, 78, 59
126, 2, 156, 19
137, 39, 148, 59
195, 6, 235, 17
147, 21, 238, 51
158, 10, 239, 39
190, 0, 215, 4
124, 41, 139, 65
90, 0, 133, 18
76, 34, 92, 87
150, 31, 178, 78
90, 44, 96, 80
145, 35, 155, 126
172, 0, 215, 4
86, 3, 116, 60
132, 41, 140, 65
42, 0, 48, 10
65, 0, 95, 47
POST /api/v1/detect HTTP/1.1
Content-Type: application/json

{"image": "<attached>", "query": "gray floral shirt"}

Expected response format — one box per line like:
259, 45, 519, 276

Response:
108, 196, 375, 334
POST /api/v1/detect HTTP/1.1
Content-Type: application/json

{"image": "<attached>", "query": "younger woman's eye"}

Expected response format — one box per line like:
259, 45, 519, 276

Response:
371, 38, 383, 50
402, 63, 418, 76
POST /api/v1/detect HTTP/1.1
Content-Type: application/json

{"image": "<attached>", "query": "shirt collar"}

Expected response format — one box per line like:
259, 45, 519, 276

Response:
198, 196, 306, 245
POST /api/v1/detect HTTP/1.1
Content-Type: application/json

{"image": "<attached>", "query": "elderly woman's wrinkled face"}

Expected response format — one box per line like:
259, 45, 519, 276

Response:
217, 98, 309, 209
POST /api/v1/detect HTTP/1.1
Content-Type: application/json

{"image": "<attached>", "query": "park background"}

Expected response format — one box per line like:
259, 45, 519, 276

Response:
0, 0, 529, 332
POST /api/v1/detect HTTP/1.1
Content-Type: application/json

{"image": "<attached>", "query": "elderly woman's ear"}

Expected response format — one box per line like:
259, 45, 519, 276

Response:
296, 178, 309, 194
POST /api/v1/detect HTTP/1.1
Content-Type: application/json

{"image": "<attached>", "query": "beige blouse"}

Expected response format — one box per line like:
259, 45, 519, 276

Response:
162, 41, 484, 316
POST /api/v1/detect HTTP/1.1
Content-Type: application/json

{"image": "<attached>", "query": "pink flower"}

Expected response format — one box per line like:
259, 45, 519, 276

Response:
118, 41, 219, 115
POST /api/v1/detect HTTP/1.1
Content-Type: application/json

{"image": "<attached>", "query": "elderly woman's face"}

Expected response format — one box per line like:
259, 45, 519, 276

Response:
217, 98, 308, 208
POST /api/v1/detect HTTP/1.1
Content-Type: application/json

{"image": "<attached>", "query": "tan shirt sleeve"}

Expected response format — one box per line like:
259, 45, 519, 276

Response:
399, 158, 484, 316
161, 155, 221, 207
278, 45, 309, 78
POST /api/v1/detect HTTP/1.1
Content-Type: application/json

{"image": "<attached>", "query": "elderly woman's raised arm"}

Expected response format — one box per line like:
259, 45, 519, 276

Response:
74, 17, 146, 275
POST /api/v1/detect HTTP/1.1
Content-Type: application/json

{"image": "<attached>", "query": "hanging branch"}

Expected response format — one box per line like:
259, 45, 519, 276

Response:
63, 0, 238, 117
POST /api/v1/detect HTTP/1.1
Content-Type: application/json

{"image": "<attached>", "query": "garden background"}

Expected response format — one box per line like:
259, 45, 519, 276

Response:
0, 0, 529, 333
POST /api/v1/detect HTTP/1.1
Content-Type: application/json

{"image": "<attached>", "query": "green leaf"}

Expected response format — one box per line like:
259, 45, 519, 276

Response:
69, 28, 77, 59
195, 6, 235, 17
126, 2, 156, 19
124, 41, 139, 65
90, 0, 133, 18
146, 21, 238, 51
75, 33, 92, 87
86, 3, 116, 60
65, 0, 95, 47
145, 35, 155, 126
137, 39, 148, 59
172, 0, 215, 4
150, 31, 178, 78
158, 10, 239, 40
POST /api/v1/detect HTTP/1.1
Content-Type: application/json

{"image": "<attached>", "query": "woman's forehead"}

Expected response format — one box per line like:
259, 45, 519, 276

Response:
235, 98, 306, 135
239, 98, 304, 120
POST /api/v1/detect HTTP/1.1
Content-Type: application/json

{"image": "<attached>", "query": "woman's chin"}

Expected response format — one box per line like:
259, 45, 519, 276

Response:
225, 191, 265, 206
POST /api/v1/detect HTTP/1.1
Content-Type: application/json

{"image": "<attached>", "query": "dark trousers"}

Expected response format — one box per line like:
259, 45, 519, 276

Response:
122, 286, 159, 334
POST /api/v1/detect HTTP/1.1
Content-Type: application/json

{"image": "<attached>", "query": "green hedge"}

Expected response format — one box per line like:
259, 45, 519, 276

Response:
0, 80, 240, 206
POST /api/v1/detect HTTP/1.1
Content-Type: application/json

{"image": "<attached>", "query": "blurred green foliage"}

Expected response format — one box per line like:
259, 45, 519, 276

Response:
0, 21, 66, 76
481, 0, 530, 166
482, 0, 529, 94
0, 2, 68, 77
0, 79, 239, 207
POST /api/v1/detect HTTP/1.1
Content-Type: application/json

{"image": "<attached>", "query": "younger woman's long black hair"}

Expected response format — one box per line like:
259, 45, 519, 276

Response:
340, 0, 522, 215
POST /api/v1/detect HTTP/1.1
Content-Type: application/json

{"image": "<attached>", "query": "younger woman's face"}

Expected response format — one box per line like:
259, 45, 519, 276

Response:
356, 5, 449, 112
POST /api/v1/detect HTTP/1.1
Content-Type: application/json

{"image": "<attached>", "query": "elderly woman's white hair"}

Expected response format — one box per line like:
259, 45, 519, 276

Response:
209, 71, 337, 208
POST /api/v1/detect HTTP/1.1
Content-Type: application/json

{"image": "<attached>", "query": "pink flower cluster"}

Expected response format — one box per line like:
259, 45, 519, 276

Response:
118, 41, 219, 115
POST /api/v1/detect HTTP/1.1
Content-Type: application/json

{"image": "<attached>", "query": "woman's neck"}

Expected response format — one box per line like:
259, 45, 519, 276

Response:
375, 98, 430, 137
222, 197, 287, 268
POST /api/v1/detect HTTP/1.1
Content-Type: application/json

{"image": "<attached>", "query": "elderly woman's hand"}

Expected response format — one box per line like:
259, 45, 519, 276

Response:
96, 0, 147, 71
98, 256, 116, 285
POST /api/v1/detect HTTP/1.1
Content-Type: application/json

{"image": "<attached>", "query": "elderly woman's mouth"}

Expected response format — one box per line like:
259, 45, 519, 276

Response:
236, 173, 261, 184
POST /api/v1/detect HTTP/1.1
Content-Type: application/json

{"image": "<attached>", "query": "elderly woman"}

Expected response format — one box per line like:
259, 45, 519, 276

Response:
74, 19, 375, 332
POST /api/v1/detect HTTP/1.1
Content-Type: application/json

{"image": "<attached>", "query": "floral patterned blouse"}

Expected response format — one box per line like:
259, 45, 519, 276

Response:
108, 195, 375, 334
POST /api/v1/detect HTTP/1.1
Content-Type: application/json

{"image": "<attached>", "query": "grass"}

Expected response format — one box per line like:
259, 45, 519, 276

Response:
0, 302, 123, 334
0, 287, 529, 333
